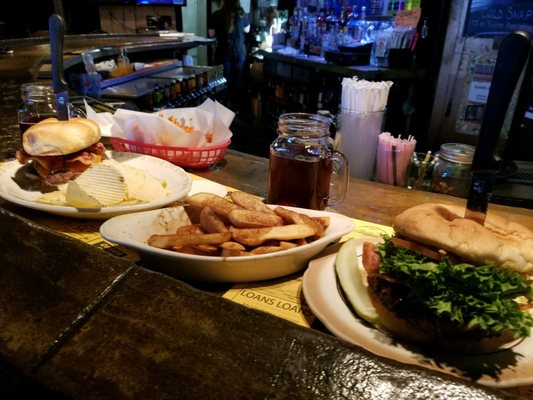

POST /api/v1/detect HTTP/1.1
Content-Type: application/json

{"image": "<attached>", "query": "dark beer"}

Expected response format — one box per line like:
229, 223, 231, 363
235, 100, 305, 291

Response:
267, 151, 333, 210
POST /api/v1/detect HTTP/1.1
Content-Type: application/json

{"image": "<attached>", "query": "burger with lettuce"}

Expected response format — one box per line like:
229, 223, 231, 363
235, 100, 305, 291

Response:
358, 203, 533, 353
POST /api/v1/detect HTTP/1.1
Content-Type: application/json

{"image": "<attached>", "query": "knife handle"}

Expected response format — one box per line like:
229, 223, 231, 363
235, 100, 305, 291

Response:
49, 14, 67, 91
473, 31, 532, 170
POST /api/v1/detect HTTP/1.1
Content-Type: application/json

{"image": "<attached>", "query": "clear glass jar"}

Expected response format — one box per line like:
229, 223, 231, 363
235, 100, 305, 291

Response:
17, 82, 57, 134
17, 82, 85, 135
431, 143, 475, 197
267, 113, 349, 210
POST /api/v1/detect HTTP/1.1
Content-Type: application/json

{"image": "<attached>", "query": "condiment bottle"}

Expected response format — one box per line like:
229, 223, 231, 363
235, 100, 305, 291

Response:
431, 143, 475, 197
267, 113, 349, 210
116, 47, 131, 76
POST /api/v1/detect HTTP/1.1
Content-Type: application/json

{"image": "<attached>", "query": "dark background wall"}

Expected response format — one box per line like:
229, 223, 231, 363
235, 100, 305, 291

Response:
0, 0, 102, 38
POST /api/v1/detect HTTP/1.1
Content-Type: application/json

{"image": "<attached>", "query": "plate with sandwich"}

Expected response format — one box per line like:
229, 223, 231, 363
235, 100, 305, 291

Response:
303, 203, 533, 387
0, 117, 192, 218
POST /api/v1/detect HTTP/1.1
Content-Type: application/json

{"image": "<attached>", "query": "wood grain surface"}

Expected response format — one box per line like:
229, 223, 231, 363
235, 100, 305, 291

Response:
194, 150, 533, 231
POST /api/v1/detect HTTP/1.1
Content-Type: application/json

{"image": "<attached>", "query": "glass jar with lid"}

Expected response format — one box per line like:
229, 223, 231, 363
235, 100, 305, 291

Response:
431, 143, 475, 197
17, 82, 57, 134
17, 82, 85, 135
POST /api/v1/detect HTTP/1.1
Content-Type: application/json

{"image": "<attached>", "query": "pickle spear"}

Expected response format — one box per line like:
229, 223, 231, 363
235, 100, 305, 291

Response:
335, 238, 379, 324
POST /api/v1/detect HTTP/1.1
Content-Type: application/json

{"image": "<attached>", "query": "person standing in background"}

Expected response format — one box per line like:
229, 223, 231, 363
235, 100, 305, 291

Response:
208, 0, 250, 112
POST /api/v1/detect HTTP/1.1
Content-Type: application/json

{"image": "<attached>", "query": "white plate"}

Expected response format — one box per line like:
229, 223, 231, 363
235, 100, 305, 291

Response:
0, 152, 192, 219
302, 237, 533, 388
100, 205, 355, 283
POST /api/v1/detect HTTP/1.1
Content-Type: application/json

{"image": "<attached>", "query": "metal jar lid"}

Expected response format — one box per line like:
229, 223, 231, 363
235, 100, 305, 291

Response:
438, 143, 475, 164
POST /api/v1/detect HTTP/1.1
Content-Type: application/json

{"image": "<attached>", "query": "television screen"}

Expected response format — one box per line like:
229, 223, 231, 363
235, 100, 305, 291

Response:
136, 0, 186, 5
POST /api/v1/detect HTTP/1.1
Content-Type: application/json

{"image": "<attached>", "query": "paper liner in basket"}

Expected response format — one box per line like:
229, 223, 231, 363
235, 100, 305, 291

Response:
85, 98, 234, 148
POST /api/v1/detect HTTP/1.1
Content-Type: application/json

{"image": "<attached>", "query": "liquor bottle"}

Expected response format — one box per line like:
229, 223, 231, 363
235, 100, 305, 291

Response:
153, 85, 163, 111
145, 86, 154, 111
174, 79, 182, 102
169, 79, 176, 106
116, 48, 131, 76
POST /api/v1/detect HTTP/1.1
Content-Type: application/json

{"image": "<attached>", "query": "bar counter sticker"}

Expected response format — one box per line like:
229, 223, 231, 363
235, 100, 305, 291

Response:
223, 275, 315, 327
35, 215, 140, 263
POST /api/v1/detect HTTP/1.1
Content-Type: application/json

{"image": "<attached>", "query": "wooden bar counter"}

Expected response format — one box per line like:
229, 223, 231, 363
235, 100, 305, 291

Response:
1, 148, 533, 399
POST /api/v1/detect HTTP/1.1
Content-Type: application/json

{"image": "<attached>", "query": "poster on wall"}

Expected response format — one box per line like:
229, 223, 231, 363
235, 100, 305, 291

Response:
456, 50, 497, 135
455, 0, 533, 135
464, 0, 533, 37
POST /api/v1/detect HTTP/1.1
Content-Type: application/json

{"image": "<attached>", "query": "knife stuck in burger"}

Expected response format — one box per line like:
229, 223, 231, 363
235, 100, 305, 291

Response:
336, 203, 533, 354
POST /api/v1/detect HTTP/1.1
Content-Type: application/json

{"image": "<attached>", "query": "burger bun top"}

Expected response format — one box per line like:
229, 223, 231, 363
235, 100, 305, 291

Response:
23, 117, 101, 156
393, 203, 533, 274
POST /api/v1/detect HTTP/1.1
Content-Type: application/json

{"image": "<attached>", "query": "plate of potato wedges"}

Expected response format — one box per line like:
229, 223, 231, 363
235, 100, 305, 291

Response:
100, 191, 355, 282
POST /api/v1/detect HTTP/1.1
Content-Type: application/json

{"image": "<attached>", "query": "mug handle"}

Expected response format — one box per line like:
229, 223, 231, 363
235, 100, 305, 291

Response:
328, 150, 349, 206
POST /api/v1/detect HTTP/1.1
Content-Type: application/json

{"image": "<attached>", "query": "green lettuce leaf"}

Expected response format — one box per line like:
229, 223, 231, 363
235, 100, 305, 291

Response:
376, 236, 533, 337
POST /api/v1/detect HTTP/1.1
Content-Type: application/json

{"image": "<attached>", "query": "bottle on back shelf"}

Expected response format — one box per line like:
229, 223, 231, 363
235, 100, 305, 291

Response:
169, 79, 177, 105
116, 48, 131, 76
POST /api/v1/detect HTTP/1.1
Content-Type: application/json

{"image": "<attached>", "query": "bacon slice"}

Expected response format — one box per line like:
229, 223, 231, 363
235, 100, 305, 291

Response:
16, 142, 106, 185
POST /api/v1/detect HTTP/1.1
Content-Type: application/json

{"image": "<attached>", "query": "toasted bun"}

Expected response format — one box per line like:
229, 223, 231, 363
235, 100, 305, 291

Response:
367, 286, 520, 354
23, 117, 101, 156
393, 203, 533, 274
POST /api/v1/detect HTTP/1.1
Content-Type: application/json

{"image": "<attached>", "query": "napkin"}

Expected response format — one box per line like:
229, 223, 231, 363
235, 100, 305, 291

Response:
85, 98, 234, 147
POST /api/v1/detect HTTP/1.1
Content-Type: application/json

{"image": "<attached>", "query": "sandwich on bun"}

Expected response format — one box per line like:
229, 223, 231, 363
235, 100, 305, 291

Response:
360, 203, 533, 353
16, 117, 105, 186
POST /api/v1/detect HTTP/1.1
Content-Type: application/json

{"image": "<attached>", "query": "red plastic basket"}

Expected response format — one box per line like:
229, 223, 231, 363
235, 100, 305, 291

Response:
110, 137, 231, 169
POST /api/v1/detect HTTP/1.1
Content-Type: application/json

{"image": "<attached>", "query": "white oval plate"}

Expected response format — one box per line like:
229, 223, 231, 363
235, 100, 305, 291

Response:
100, 205, 355, 283
0, 152, 192, 219
302, 237, 533, 388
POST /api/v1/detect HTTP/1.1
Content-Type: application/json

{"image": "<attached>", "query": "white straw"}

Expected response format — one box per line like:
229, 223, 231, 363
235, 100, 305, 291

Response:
341, 77, 394, 112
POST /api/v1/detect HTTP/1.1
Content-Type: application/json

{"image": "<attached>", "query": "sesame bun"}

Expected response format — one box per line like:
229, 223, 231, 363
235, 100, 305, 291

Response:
23, 117, 101, 156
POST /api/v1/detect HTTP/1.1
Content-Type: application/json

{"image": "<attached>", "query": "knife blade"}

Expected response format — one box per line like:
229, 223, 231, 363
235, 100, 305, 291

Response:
49, 14, 69, 121
465, 31, 532, 224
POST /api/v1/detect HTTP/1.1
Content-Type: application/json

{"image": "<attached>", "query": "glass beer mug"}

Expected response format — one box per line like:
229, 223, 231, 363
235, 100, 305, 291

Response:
267, 113, 349, 210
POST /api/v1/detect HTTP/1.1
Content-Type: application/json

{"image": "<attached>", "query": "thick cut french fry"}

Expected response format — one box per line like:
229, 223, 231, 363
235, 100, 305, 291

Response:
228, 209, 284, 228
148, 231, 232, 249
249, 245, 287, 255
221, 248, 252, 257
274, 207, 325, 238
219, 241, 246, 251
173, 244, 219, 256
278, 241, 299, 249
230, 224, 315, 247
186, 192, 242, 218
274, 207, 325, 237
313, 216, 330, 229
193, 244, 220, 255
149, 192, 329, 257
229, 191, 275, 214
298, 213, 325, 238
273, 206, 304, 224
176, 224, 205, 235
200, 206, 229, 233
